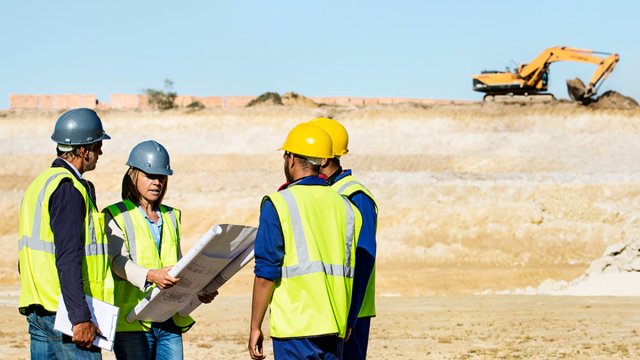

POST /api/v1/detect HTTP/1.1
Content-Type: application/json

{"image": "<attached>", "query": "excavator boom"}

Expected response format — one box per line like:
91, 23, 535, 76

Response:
473, 46, 619, 103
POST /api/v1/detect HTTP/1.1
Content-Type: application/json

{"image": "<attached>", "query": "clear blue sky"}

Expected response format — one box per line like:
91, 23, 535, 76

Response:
1, 1, 638, 109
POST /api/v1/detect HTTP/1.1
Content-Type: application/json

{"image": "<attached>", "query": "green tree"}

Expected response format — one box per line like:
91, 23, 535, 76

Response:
144, 79, 177, 110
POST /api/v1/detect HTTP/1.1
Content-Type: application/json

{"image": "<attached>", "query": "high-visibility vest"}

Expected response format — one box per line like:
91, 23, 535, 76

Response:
265, 184, 362, 338
103, 199, 194, 332
18, 167, 114, 312
332, 174, 378, 318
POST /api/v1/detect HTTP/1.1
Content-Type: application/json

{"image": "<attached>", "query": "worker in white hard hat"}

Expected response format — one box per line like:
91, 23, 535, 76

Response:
104, 140, 217, 359
248, 123, 363, 360
310, 117, 378, 360
18, 108, 113, 358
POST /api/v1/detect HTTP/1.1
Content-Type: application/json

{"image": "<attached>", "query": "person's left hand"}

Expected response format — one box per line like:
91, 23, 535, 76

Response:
198, 290, 218, 304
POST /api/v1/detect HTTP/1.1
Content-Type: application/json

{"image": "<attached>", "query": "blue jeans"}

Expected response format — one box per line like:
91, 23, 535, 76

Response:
273, 335, 343, 360
113, 320, 183, 360
27, 311, 102, 360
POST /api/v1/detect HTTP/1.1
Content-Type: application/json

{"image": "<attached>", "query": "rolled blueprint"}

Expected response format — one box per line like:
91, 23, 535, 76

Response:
127, 224, 256, 323
178, 245, 255, 316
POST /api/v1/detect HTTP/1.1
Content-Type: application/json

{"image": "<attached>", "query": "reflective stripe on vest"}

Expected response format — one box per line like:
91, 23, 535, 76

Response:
266, 184, 362, 339
334, 177, 377, 211
19, 167, 114, 312
18, 172, 107, 257
104, 200, 193, 332
336, 180, 360, 196
332, 174, 378, 318
279, 189, 356, 279
111, 201, 178, 264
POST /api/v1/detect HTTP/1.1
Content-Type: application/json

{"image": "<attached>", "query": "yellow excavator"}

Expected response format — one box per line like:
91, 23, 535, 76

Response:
472, 46, 619, 103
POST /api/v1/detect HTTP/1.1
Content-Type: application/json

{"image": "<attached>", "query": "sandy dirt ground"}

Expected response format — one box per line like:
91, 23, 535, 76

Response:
1, 103, 640, 358
2, 289, 640, 359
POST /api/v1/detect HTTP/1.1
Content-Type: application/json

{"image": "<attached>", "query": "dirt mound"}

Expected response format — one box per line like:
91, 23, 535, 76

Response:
588, 90, 639, 109
245, 92, 317, 108
497, 238, 640, 296
246, 92, 282, 107
281, 92, 317, 108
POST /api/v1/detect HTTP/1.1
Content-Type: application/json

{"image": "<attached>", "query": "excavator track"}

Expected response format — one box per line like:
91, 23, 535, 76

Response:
483, 93, 557, 104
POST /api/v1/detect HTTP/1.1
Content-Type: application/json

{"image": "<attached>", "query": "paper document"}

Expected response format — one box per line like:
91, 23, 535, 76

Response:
54, 294, 119, 351
178, 245, 255, 316
127, 224, 256, 323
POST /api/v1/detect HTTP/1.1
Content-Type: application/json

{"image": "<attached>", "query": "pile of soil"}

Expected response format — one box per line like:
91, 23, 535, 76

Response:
588, 90, 639, 109
246, 92, 317, 108
281, 92, 317, 108
246, 92, 282, 107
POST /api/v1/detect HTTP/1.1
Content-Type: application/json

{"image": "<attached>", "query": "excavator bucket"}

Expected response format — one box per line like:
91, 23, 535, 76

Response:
566, 77, 589, 102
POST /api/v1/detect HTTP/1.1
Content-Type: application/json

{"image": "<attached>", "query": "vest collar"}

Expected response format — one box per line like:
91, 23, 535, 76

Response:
329, 168, 353, 185
52, 157, 83, 180
282, 175, 327, 189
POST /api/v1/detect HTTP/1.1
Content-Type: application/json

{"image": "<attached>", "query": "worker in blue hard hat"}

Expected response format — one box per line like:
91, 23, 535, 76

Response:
18, 108, 113, 358
103, 140, 217, 359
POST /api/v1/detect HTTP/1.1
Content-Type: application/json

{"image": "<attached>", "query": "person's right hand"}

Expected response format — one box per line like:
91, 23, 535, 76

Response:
147, 266, 180, 289
198, 290, 218, 304
72, 321, 100, 349
248, 328, 265, 359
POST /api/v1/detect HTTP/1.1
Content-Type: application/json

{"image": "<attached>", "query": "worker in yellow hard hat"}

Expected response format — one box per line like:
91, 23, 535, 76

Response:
248, 122, 363, 359
310, 117, 378, 360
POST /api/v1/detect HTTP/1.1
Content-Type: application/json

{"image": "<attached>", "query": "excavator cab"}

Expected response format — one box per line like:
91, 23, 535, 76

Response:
541, 68, 549, 88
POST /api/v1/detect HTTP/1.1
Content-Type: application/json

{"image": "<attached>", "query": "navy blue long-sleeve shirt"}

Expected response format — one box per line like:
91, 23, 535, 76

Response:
328, 169, 377, 327
49, 158, 94, 324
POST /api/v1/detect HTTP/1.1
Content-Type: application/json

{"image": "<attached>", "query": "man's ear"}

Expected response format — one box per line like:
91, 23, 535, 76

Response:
78, 146, 89, 158
79, 146, 93, 161
320, 159, 328, 167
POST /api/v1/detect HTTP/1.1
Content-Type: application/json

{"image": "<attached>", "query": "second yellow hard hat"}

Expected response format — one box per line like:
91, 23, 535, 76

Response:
308, 117, 349, 156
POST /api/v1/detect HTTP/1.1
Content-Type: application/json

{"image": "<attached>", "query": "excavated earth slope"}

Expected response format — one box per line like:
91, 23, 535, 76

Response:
2, 103, 640, 295
2, 103, 640, 358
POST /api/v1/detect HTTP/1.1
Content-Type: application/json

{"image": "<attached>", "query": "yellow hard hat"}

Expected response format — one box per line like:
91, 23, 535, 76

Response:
279, 123, 333, 159
308, 117, 349, 156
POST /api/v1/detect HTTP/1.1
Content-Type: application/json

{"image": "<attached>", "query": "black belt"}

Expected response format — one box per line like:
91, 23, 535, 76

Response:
20, 304, 56, 317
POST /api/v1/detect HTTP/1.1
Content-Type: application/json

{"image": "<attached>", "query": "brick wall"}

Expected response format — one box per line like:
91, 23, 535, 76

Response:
10, 94, 97, 110
9, 93, 468, 110
110, 94, 148, 110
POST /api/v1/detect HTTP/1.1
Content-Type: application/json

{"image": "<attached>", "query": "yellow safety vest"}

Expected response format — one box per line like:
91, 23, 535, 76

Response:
103, 199, 194, 332
265, 184, 362, 338
18, 167, 114, 312
332, 174, 378, 318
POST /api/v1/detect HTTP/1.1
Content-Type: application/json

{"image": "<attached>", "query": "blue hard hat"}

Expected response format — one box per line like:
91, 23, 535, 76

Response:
51, 108, 111, 145
126, 140, 173, 176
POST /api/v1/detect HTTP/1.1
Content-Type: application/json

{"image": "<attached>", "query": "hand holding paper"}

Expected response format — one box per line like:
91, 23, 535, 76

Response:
127, 224, 256, 323
54, 294, 120, 351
